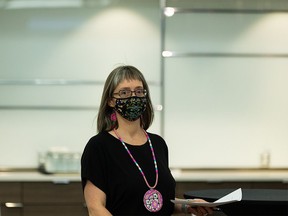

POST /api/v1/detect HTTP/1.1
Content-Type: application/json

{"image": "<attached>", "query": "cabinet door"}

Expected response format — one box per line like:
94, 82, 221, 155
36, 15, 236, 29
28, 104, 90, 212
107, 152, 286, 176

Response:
23, 182, 84, 203
0, 182, 21, 202
23, 182, 87, 216
0, 182, 22, 216
23, 205, 87, 216
1, 206, 22, 216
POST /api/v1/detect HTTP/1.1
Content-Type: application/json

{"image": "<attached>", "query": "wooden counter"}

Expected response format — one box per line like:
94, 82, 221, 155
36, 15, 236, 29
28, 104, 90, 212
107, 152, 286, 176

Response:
1, 169, 288, 182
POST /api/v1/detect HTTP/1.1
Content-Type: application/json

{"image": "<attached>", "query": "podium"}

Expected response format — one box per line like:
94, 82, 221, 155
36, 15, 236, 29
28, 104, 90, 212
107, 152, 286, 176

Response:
184, 189, 288, 216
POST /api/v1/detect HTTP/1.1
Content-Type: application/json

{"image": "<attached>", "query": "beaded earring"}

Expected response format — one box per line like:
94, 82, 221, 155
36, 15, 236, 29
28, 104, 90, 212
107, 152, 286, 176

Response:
110, 111, 117, 122
110, 111, 117, 129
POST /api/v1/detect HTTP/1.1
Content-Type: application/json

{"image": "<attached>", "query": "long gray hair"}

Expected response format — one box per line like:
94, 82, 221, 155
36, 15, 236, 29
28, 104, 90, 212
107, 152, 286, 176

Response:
97, 65, 154, 132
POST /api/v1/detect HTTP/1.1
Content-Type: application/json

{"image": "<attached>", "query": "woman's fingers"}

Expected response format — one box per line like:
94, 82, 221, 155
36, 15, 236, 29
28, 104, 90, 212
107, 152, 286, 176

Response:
204, 206, 214, 214
187, 206, 214, 216
186, 199, 215, 215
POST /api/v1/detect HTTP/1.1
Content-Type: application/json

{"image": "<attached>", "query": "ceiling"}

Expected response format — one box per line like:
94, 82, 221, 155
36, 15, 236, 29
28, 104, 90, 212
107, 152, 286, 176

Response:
0, 0, 118, 9
165, 0, 288, 11
1, 0, 288, 10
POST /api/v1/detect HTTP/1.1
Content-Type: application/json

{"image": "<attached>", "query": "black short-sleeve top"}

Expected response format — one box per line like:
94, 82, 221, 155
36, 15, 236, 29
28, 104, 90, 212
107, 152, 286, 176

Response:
81, 131, 176, 216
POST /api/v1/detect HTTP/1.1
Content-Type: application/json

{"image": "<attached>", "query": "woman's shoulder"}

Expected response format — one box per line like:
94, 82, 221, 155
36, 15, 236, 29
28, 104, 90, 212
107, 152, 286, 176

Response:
85, 131, 115, 149
146, 131, 166, 145
88, 131, 109, 141
146, 131, 169, 157
147, 131, 163, 139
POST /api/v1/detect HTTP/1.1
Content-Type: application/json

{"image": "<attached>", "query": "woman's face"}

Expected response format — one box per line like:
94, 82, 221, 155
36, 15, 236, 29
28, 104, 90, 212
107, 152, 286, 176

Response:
109, 79, 147, 122
112, 79, 144, 100
109, 79, 144, 108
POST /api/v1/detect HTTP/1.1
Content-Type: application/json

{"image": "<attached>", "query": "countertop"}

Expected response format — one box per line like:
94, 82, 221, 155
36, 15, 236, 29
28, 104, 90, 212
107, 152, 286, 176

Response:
1, 169, 288, 183
171, 169, 288, 182
0, 171, 81, 183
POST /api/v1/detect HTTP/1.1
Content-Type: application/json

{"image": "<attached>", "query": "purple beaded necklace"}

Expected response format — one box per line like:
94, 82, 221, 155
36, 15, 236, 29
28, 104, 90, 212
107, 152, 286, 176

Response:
113, 129, 163, 212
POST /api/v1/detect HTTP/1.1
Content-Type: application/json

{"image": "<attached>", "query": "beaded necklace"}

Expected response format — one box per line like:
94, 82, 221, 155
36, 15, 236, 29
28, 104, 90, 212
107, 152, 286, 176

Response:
113, 129, 163, 212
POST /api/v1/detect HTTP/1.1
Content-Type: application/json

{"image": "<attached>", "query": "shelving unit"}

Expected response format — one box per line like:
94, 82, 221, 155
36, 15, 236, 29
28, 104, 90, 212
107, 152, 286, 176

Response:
160, 0, 288, 168
0, 79, 102, 110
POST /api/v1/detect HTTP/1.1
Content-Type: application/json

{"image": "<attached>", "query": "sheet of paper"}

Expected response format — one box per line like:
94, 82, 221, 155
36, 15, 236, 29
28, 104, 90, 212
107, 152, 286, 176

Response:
171, 188, 242, 207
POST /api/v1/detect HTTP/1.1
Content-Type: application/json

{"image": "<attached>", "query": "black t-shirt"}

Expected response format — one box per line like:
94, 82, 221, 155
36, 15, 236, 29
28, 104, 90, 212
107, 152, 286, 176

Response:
81, 131, 176, 216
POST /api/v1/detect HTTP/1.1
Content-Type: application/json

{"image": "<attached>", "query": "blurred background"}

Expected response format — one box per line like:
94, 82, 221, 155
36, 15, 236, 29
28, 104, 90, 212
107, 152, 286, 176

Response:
1, 0, 288, 170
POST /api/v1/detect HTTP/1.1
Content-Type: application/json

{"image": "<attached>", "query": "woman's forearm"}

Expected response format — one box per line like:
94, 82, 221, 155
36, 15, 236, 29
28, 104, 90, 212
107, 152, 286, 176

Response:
87, 205, 113, 216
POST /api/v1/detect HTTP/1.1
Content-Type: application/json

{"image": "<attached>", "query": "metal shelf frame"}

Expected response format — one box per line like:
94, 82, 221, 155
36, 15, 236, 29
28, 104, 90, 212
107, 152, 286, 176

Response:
159, 0, 288, 136
0, 79, 161, 110
0, 79, 104, 86
166, 8, 288, 14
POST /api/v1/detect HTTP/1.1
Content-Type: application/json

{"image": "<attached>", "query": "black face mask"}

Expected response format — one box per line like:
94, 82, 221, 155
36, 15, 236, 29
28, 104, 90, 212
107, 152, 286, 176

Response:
114, 96, 147, 121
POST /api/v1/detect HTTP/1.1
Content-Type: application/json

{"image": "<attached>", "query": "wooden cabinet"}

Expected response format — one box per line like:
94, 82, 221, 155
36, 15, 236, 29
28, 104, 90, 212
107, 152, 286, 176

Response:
1, 179, 287, 216
0, 207, 22, 216
0, 181, 87, 216
22, 182, 87, 216
0, 182, 22, 216
23, 205, 87, 216
23, 182, 84, 203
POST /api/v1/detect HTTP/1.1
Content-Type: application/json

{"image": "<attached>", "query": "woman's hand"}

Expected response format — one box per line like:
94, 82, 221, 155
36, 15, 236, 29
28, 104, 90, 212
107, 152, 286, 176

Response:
186, 199, 214, 216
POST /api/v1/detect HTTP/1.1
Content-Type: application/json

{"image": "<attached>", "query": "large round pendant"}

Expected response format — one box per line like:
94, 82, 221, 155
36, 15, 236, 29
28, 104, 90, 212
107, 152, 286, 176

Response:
143, 189, 163, 212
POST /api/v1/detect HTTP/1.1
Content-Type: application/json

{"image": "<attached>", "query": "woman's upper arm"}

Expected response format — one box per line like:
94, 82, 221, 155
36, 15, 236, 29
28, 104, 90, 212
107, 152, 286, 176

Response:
84, 180, 112, 216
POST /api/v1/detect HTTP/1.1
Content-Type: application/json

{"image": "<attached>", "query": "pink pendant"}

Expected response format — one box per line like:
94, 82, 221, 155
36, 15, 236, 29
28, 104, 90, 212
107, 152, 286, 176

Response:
143, 189, 163, 212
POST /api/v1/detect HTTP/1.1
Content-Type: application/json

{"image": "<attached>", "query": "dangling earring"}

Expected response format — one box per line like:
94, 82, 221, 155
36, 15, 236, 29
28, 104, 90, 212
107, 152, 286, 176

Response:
110, 111, 117, 122
110, 111, 117, 129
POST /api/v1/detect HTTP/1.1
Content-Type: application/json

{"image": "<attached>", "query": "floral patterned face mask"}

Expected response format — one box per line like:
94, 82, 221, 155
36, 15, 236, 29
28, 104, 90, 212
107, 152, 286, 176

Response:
114, 96, 147, 121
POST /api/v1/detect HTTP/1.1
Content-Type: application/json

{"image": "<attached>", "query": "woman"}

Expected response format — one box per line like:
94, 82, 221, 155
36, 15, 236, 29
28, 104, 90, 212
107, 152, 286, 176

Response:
81, 65, 213, 216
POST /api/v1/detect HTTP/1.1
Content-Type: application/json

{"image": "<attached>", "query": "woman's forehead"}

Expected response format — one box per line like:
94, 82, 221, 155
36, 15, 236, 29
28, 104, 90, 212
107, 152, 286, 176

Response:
115, 79, 143, 89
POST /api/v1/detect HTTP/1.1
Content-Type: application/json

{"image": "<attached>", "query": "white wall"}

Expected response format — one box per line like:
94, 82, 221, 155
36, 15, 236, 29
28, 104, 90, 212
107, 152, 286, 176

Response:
164, 11, 288, 168
1, 0, 288, 169
0, 0, 161, 168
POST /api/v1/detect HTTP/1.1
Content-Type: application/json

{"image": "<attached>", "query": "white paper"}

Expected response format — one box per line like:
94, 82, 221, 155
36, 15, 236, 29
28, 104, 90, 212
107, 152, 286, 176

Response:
171, 188, 242, 207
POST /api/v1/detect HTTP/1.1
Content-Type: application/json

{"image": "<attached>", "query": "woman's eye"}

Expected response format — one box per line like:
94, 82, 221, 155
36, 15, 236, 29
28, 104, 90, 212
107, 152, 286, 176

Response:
120, 90, 129, 97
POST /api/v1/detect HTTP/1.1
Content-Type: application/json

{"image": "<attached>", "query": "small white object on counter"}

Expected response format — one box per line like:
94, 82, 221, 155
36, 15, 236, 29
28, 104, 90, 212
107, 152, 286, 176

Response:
38, 148, 81, 174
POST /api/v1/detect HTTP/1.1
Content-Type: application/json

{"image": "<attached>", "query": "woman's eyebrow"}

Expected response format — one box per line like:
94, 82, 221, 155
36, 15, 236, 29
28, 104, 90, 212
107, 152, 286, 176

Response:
118, 87, 131, 90
119, 86, 143, 90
